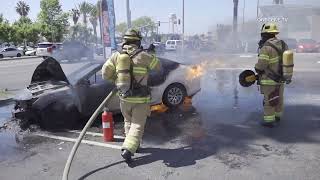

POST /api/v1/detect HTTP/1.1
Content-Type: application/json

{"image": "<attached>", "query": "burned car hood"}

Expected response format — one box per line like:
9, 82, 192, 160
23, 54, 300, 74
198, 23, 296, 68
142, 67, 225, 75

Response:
31, 57, 69, 84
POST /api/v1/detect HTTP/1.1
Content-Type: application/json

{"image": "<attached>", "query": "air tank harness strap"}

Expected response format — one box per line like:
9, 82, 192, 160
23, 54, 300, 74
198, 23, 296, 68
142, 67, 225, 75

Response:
264, 40, 285, 83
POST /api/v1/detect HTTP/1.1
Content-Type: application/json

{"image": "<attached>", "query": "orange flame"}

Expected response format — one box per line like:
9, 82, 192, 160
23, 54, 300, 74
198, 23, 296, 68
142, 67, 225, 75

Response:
187, 63, 205, 81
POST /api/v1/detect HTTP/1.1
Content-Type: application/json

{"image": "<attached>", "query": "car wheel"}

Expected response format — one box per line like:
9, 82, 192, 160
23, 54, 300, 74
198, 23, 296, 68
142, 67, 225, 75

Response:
17, 53, 21, 57
0, 54, 3, 58
162, 83, 187, 108
39, 102, 80, 130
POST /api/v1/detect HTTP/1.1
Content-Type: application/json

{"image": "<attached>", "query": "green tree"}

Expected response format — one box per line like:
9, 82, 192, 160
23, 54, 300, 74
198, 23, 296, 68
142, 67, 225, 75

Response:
0, 22, 11, 43
116, 16, 156, 38
132, 16, 156, 38
0, 14, 3, 24
13, 16, 32, 26
79, 1, 93, 27
15, 1, 30, 17
12, 23, 41, 45
116, 22, 127, 36
38, 0, 69, 42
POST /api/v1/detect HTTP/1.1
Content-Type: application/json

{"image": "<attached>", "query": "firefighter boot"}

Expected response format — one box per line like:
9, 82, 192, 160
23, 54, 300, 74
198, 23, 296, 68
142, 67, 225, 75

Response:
260, 121, 275, 128
275, 117, 281, 123
121, 149, 132, 162
135, 144, 141, 153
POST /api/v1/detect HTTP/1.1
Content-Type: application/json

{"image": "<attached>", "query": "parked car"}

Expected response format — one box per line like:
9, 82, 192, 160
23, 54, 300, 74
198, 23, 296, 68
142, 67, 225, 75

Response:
282, 38, 297, 50
36, 42, 62, 59
296, 39, 319, 53
165, 40, 182, 51
0, 47, 23, 58
13, 57, 201, 129
25, 47, 37, 56
52, 41, 94, 61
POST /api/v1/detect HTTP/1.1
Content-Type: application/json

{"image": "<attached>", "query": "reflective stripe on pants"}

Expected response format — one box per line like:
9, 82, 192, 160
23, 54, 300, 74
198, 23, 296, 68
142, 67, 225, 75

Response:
122, 136, 140, 154
275, 111, 282, 118
264, 115, 275, 122
260, 79, 279, 86
262, 84, 284, 122
120, 101, 150, 154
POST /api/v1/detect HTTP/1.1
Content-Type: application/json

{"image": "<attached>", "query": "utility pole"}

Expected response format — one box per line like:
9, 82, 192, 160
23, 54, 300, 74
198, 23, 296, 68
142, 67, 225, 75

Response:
242, 0, 245, 28
273, 0, 284, 4
182, 0, 185, 53
126, 0, 131, 28
233, 0, 238, 34
256, 0, 260, 18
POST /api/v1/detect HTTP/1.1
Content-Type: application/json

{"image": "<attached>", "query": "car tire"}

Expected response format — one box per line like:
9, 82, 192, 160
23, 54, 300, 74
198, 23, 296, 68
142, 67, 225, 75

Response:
17, 53, 21, 57
39, 102, 80, 130
0, 54, 3, 58
162, 83, 187, 108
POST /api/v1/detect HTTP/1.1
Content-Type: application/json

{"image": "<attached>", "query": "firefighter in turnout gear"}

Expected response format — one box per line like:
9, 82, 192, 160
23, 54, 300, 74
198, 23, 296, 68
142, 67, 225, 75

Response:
102, 29, 160, 162
255, 23, 291, 127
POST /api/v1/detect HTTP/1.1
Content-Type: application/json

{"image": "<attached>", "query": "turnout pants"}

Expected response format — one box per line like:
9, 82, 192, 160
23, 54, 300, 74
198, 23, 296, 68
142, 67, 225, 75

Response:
261, 84, 284, 122
120, 100, 150, 154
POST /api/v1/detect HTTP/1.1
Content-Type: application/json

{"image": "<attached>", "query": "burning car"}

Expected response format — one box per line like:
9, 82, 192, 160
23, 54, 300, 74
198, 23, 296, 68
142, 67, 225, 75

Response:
13, 57, 201, 130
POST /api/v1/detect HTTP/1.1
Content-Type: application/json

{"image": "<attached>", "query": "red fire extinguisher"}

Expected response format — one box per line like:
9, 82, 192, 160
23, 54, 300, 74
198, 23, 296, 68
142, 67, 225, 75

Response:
102, 108, 113, 142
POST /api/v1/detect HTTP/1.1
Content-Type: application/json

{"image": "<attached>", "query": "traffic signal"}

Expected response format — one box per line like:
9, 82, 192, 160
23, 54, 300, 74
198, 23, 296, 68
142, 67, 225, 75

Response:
158, 21, 160, 26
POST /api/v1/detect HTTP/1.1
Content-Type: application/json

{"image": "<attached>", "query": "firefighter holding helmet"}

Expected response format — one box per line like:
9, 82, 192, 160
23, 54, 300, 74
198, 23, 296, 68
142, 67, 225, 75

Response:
254, 22, 294, 127
102, 29, 160, 162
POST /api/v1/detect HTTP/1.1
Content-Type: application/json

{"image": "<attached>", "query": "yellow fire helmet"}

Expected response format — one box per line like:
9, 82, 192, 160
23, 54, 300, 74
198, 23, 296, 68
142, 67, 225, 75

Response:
123, 29, 142, 41
261, 23, 280, 34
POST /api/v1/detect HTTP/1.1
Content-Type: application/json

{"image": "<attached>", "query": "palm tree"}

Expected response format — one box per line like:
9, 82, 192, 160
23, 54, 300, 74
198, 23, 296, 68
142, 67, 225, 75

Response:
89, 6, 98, 44
71, 8, 80, 25
79, 1, 93, 27
97, 0, 102, 43
15, 1, 30, 17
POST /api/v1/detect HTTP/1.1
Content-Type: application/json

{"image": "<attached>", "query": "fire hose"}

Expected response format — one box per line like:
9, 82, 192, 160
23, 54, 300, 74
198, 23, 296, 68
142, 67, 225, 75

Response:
62, 88, 117, 180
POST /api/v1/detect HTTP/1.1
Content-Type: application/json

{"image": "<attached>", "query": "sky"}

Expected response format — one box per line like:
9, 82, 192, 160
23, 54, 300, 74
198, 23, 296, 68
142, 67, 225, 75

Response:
0, 0, 319, 35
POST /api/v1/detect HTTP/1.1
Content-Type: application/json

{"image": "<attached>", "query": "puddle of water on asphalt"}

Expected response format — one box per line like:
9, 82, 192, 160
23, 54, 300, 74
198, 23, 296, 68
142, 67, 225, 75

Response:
0, 104, 13, 126
0, 104, 22, 162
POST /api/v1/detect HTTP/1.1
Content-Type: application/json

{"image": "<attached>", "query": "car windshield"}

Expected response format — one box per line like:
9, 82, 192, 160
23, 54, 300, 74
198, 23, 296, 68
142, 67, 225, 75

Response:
38, 43, 53, 48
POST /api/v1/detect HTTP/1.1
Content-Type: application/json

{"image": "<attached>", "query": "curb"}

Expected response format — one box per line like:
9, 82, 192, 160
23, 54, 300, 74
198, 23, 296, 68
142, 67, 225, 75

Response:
0, 56, 38, 62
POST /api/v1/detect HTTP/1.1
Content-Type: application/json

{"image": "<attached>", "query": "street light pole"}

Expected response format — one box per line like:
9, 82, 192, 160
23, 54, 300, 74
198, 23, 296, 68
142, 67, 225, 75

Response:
182, 0, 185, 53
242, 0, 245, 27
257, 0, 260, 18
126, 0, 131, 28
233, 0, 238, 34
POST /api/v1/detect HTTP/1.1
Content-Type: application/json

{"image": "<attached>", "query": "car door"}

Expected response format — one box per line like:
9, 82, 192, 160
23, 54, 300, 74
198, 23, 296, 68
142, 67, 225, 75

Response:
78, 70, 119, 116
7, 48, 16, 56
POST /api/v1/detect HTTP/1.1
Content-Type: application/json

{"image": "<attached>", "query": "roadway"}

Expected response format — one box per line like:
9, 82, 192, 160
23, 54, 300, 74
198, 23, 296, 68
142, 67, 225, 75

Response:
0, 52, 320, 180
0, 57, 102, 91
